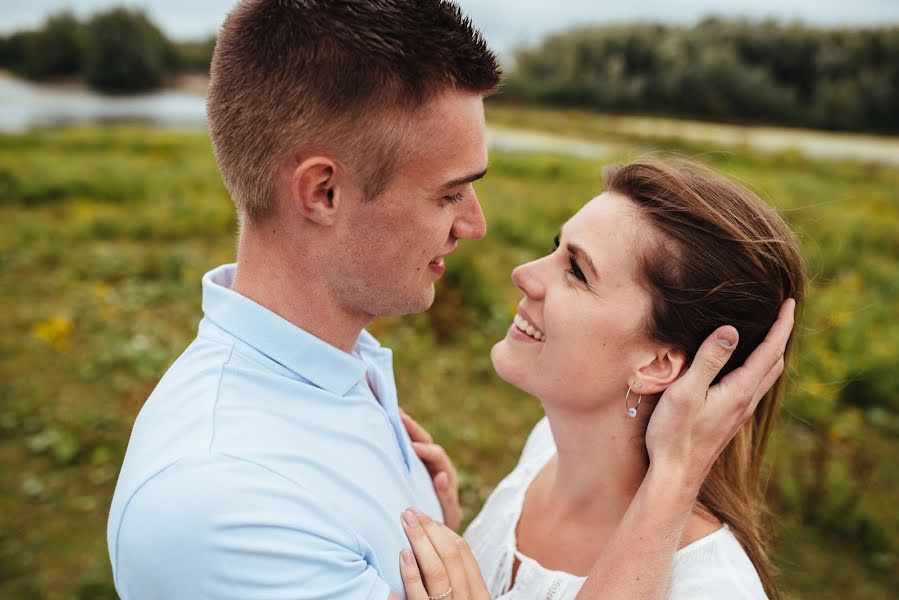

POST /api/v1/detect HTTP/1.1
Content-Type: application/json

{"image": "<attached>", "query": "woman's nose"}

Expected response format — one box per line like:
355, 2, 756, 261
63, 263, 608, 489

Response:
511, 259, 546, 300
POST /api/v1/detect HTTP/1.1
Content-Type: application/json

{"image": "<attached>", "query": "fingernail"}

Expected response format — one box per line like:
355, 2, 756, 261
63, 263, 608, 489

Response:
402, 509, 418, 528
411, 507, 426, 518
401, 550, 415, 566
717, 331, 737, 348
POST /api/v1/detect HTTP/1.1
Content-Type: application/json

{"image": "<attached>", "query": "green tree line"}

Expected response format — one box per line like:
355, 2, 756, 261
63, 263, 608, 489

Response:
501, 19, 899, 134
0, 8, 215, 94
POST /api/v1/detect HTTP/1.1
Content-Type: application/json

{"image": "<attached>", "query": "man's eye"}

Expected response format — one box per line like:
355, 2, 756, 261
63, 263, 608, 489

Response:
553, 234, 560, 250
568, 255, 586, 282
442, 192, 464, 204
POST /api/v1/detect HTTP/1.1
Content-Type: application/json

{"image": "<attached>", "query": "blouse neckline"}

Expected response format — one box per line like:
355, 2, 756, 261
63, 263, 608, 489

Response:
506, 440, 588, 586
504, 427, 730, 590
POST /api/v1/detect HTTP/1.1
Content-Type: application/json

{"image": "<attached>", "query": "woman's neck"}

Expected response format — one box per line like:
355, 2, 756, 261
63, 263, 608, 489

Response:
540, 398, 654, 523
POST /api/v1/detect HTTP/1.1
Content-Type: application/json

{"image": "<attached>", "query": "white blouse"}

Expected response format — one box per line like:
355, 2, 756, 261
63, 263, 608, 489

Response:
463, 418, 769, 600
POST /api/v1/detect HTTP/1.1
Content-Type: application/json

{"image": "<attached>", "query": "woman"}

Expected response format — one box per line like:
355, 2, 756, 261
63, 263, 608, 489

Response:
397, 160, 804, 600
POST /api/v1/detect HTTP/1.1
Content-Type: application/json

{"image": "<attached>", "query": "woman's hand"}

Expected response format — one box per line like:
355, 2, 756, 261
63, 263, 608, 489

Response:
399, 508, 490, 600
645, 298, 796, 485
400, 410, 462, 531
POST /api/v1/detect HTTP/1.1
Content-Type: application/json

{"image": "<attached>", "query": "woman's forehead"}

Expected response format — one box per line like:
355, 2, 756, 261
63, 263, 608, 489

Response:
565, 192, 653, 279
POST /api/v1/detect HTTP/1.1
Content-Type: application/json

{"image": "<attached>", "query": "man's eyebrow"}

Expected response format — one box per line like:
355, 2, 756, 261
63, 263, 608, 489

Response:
439, 167, 488, 191
560, 226, 599, 279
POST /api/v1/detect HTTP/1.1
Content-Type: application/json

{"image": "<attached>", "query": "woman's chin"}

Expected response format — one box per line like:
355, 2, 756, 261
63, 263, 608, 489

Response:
490, 338, 529, 390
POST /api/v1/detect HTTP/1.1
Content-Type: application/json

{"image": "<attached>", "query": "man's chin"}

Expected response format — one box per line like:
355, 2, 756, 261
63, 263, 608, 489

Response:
375, 285, 436, 317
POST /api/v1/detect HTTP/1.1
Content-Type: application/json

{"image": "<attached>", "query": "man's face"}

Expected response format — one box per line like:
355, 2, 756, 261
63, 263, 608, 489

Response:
331, 90, 489, 318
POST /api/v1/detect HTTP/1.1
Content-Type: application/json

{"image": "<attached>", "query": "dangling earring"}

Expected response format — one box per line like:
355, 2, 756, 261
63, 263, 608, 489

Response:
625, 382, 642, 417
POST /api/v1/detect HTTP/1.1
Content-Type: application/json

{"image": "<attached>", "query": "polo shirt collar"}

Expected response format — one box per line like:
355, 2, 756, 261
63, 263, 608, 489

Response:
200, 264, 370, 397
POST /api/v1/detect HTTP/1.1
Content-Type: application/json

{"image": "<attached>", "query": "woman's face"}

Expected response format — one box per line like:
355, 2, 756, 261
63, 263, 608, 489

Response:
491, 191, 664, 410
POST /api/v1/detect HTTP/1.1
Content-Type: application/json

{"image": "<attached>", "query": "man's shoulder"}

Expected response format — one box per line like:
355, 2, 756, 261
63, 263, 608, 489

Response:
110, 453, 361, 559
117, 453, 345, 524
109, 454, 387, 599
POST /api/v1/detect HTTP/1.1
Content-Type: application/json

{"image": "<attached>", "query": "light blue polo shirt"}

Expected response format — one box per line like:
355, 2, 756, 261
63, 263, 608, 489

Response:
107, 264, 442, 599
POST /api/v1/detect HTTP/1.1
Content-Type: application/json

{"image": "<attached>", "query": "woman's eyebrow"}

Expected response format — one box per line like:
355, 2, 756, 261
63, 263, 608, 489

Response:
568, 242, 599, 279
559, 225, 599, 278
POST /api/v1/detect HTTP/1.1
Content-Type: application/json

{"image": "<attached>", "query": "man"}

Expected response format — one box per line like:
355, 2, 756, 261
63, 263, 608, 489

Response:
107, 2, 793, 599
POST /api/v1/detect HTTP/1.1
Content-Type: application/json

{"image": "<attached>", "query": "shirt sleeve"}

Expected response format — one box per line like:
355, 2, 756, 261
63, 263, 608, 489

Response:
667, 554, 768, 600
667, 576, 768, 600
111, 454, 391, 600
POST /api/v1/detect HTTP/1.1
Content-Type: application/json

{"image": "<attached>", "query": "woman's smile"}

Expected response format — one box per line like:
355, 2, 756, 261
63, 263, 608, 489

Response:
512, 310, 545, 341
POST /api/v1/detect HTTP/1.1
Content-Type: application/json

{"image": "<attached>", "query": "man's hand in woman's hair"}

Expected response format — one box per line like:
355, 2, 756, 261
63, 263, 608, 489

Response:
645, 298, 796, 485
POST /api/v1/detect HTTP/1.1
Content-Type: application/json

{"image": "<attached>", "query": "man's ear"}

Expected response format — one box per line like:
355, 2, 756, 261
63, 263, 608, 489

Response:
290, 156, 342, 226
633, 348, 687, 395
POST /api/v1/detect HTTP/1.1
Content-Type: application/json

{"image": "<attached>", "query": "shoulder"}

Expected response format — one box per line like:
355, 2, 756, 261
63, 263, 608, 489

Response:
111, 454, 385, 600
669, 527, 769, 600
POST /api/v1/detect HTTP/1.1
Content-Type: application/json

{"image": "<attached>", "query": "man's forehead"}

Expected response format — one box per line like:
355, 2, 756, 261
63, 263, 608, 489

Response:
403, 91, 487, 181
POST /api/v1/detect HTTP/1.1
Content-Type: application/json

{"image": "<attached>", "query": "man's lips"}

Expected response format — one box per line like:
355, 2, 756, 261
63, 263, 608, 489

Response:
428, 256, 446, 276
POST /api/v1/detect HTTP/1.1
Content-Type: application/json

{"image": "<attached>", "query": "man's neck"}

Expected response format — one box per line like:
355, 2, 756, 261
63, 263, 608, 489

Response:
230, 228, 371, 354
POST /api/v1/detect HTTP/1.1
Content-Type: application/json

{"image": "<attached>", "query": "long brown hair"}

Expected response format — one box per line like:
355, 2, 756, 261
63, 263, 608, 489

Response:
604, 160, 805, 599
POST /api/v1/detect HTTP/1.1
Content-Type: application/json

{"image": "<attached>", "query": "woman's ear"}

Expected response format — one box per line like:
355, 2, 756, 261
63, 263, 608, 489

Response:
633, 348, 687, 395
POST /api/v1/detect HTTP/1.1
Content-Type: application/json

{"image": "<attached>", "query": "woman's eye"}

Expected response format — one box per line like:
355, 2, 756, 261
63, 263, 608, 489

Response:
553, 234, 560, 250
568, 255, 586, 282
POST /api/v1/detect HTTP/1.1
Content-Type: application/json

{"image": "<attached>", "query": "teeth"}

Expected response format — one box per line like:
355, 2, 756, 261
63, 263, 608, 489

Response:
513, 314, 545, 341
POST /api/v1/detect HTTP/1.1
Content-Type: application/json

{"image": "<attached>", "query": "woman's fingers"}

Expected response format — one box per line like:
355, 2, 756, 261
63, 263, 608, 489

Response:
413, 509, 471, 599
401, 509, 451, 598
457, 532, 492, 600
647, 298, 796, 478
400, 410, 433, 443
712, 298, 795, 413
675, 324, 739, 411
412, 442, 458, 490
412, 441, 462, 530
399, 550, 429, 600
748, 356, 784, 415
400, 413, 463, 530
434, 471, 462, 531
400, 508, 491, 600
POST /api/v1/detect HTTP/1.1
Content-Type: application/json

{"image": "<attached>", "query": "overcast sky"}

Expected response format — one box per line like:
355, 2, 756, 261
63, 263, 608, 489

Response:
2, 0, 898, 55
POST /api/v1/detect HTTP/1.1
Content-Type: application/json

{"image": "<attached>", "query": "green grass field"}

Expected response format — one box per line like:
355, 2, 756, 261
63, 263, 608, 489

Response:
2, 107, 897, 599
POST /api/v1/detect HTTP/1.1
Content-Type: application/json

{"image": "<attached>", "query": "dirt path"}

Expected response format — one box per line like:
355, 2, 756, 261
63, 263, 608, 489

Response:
488, 113, 899, 166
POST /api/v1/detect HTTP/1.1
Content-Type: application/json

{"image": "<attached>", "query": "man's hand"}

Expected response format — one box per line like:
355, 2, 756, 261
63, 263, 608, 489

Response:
646, 298, 796, 488
400, 410, 462, 531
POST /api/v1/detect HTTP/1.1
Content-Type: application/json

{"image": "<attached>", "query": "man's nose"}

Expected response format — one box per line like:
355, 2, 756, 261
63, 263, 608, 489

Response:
451, 194, 487, 241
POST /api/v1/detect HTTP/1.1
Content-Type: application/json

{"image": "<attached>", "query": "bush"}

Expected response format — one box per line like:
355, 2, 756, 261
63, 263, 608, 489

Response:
23, 12, 86, 79
503, 21, 899, 133
83, 8, 176, 93
171, 37, 216, 73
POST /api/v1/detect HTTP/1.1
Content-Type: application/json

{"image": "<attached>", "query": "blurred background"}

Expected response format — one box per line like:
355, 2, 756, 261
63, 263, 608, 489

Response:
2, 1, 898, 598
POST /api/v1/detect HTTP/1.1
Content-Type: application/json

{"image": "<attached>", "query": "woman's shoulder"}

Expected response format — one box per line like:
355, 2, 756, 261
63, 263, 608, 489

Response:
669, 527, 769, 600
